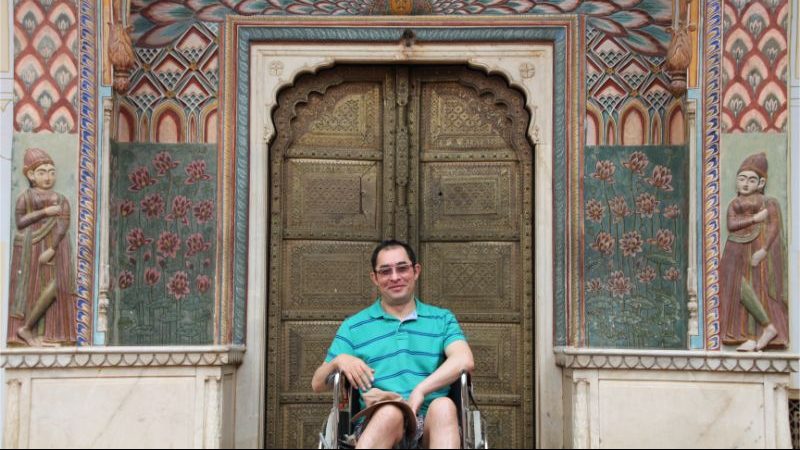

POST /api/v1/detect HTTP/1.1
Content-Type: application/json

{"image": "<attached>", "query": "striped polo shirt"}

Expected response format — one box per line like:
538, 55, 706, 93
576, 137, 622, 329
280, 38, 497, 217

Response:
325, 298, 466, 415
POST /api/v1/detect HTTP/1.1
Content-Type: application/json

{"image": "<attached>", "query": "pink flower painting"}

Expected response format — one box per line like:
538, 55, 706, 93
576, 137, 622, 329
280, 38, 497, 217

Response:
166, 195, 192, 225
167, 271, 190, 300
186, 233, 211, 258
128, 166, 157, 192
185, 160, 212, 184
153, 151, 180, 176
144, 267, 161, 286
196, 275, 211, 294
118, 270, 134, 290
141, 193, 165, 219
193, 200, 214, 224
126, 228, 152, 253
157, 231, 181, 259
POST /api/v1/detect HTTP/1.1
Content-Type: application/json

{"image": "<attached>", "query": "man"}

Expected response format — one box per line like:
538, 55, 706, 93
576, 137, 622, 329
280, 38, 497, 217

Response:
311, 240, 475, 448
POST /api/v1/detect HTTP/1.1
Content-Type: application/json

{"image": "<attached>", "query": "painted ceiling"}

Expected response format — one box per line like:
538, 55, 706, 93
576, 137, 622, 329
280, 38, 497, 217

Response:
130, 0, 674, 55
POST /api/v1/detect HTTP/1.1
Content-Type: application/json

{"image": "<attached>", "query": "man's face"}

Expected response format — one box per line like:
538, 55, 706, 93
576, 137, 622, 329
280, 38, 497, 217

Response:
27, 164, 56, 190
736, 170, 764, 196
370, 246, 420, 306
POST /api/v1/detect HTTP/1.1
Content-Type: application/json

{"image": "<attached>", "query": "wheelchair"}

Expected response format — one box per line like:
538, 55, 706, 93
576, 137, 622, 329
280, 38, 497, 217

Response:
318, 371, 488, 449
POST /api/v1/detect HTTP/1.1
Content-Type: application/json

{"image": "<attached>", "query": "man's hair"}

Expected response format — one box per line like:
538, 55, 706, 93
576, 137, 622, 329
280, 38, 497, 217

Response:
371, 240, 417, 271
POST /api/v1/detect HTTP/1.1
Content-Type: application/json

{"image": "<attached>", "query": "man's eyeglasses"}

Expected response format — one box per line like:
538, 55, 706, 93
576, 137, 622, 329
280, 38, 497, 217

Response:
374, 263, 414, 278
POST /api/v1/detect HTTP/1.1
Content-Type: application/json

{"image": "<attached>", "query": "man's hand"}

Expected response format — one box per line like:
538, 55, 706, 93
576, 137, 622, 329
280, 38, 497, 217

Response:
334, 354, 374, 391
407, 388, 425, 415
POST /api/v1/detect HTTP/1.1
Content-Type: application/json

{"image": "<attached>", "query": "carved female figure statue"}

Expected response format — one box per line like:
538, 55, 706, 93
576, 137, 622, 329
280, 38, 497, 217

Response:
7, 148, 77, 346
719, 152, 788, 351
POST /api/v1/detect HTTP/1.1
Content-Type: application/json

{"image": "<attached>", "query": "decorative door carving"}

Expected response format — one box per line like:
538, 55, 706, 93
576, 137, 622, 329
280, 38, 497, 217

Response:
267, 65, 533, 448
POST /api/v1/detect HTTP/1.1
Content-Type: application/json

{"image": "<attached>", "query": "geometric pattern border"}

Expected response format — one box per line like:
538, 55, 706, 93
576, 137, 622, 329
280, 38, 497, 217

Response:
702, 0, 723, 351
1, 346, 245, 368
77, 0, 97, 346
555, 348, 800, 373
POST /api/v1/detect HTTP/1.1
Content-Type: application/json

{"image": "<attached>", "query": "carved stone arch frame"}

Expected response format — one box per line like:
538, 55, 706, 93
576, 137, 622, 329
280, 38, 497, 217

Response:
219, 16, 583, 447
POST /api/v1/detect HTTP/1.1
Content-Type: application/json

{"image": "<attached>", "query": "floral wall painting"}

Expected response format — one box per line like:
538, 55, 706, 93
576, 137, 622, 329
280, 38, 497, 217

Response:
583, 146, 689, 348
719, 134, 789, 351
109, 143, 216, 345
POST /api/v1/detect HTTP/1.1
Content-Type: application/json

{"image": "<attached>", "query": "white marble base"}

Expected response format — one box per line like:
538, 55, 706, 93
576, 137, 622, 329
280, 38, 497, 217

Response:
557, 348, 799, 449
1, 347, 243, 449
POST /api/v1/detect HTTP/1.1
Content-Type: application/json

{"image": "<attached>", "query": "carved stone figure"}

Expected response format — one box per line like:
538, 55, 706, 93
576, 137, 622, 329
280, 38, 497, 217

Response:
719, 152, 788, 351
7, 148, 77, 346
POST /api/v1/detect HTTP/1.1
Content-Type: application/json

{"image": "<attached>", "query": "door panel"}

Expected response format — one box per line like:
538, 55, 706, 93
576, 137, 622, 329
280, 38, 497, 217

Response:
411, 66, 532, 448
286, 78, 386, 159
281, 321, 341, 393
281, 241, 377, 318
268, 65, 533, 448
420, 162, 521, 240
420, 242, 521, 321
419, 80, 518, 158
284, 159, 382, 239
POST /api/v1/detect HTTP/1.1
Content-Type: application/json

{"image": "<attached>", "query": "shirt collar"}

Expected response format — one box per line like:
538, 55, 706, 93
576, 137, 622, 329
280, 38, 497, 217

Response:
369, 297, 423, 320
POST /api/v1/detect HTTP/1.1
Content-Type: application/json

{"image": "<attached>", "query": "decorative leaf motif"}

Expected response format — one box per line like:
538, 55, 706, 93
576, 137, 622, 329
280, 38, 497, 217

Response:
646, 252, 677, 267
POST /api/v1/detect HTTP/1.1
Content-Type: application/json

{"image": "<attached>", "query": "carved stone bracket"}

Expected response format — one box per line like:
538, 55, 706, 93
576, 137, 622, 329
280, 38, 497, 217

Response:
665, 0, 695, 97
108, 23, 135, 93
1, 346, 245, 369
555, 347, 800, 373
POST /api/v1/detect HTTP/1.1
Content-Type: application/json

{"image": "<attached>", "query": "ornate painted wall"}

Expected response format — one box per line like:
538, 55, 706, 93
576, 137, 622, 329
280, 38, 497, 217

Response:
108, 0, 688, 348
120, 0, 683, 146
116, 21, 218, 143
5, 0, 792, 351
7, 0, 91, 346
722, 0, 789, 133
13, 0, 78, 133
704, 0, 791, 350
585, 28, 685, 146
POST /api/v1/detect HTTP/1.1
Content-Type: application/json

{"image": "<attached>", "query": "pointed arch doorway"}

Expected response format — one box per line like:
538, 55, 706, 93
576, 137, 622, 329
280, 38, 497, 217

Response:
230, 23, 575, 448
266, 63, 533, 448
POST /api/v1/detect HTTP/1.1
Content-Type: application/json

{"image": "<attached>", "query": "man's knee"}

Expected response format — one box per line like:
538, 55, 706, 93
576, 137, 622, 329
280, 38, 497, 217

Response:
427, 397, 457, 422
364, 404, 405, 439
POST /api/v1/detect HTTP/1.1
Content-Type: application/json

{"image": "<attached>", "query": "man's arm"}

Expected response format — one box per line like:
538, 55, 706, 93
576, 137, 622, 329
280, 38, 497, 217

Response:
407, 340, 474, 414
311, 354, 375, 393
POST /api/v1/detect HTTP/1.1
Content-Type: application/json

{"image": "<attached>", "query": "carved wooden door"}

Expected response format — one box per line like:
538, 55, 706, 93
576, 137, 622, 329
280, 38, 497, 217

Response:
267, 65, 533, 448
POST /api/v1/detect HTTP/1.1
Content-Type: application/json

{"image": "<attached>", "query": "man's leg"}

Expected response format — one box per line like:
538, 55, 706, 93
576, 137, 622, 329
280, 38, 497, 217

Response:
356, 405, 405, 449
422, 397, 459, 449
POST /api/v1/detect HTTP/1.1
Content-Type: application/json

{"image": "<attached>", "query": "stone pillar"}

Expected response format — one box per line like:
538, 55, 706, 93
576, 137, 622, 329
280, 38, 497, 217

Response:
790, 0, 800, 390
1, 0, 16, 438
